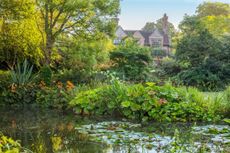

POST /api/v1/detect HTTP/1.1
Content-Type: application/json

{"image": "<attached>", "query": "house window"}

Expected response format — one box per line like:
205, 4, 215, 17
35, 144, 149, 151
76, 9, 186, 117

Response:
150, 38, 162, 48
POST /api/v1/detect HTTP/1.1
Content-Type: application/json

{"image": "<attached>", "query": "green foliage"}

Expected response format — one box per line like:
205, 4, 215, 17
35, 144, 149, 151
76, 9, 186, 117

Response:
196, 2, 230, 17
0, 132, 21, 153
142, 17, 176, 36
1, 84, 38, 106
175, 3, 230, 91
142, 22, 156, 32
180, 2, 230, 38
10, 60, 35, 86
0, 70, 10, 93
36, 81, 75, 109
61, 38, 114, 72
157, 57, 182, 78
152, 49, 167, 57
36, 0, 120, 64
0, 0, 43, 67
176, 29, 221, 67
175, 29, 229, 91
39, 65, 52, 85
155, 16, 176, 37
224, 119, 230, 125
54, 69, 89, 84
69, 82, 218, 122
110, 39, 154, 82
0, 0, 120, 65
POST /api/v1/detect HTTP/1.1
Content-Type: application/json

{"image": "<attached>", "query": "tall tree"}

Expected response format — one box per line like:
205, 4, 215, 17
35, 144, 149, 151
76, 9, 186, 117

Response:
142, 22, 156, 32
0, 0, 43, 68
176, 29, 221, 67
196, 2, 230, 17
155, 17, 176, 37
142, 17, 176, 37
36, 0, 120, 64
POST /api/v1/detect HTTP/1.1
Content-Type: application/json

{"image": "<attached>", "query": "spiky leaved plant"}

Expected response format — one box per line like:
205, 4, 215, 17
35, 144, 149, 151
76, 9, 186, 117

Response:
10, 60, 34, 86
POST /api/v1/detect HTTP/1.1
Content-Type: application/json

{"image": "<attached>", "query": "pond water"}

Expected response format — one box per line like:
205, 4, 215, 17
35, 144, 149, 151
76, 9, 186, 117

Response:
0, 107, 229, 153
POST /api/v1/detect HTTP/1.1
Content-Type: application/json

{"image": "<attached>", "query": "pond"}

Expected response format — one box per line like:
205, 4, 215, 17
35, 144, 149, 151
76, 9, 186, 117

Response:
0, 106, 229, 153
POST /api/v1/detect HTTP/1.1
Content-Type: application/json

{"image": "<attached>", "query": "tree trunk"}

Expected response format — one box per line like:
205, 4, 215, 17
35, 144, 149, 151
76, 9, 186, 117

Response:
45, 33, 54, 65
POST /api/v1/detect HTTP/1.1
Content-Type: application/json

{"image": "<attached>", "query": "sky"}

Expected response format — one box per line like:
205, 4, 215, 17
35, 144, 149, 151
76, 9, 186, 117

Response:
119, 0, 230, 30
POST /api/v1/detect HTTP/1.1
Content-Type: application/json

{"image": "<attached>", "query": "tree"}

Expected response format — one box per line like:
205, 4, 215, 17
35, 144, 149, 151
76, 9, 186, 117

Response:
0, 0, 43, 68
62, 37, 115, 72
175, 27, 230, 90
176, 29, 221, 67
156, 17, 176, 37
196, 2, 230, 17
36, 0, 120, 64
110, 38, 153, 82
142, 16, 176, 37
142, 22, 156, 32
195, 2, 230, 37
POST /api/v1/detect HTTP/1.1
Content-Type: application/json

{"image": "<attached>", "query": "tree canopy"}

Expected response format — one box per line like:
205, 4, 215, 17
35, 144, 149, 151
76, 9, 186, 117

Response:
196, 2, 230, 17
0, 0, 120, 66
142, 17, 176, 36
0, 0, 43, 68
175, 2, 230, 90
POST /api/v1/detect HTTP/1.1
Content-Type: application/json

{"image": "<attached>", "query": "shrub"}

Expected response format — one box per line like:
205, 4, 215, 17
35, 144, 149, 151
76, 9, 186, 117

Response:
157, 57, 182, 78
0, 60, 39, 106
69, 81, 218, 122
110, 51, 153, 82
10, 59, 35, 86
0, 70, 10, 93
36, 81, 75, 109
39, 65, 52, 85
0, 132, 22, 153
109, 38, 155, 82
0, 83, 38, 106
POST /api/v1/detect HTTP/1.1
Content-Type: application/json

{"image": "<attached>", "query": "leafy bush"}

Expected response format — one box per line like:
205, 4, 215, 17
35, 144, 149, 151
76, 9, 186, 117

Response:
152, 49, 167, 57
39, 65, 52, 85
0, 83, 38, 106
156, 57, 182, 78
175, 29, 230, 91
57, 38, 114, 83
0, 133, 22, 153
0, 70, 10, 93
69, 81, 218, 122
175, 66, 223, 91
110, 39, 155, 82
54, 69, 95, 84
36, 81, 75, 109
0, 60, 39, 106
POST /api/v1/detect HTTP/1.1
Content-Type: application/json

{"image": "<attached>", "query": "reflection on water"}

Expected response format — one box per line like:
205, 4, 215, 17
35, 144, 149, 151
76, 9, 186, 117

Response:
0, 106, 229, 153
0, 106, 108, 153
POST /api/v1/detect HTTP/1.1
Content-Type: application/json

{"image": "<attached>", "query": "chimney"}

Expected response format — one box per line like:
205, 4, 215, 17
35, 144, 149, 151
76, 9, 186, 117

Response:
162, 13, 168, 34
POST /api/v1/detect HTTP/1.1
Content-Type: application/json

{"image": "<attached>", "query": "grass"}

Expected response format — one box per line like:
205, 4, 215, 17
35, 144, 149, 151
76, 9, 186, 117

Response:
202, 88, 230, 117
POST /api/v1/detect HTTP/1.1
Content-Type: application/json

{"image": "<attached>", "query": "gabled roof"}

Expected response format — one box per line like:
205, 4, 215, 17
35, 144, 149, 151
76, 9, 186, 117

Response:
117, 26, 170, 46
149, 29, 164, 37
124, 30, 136, 36
139, 31, 152, 45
